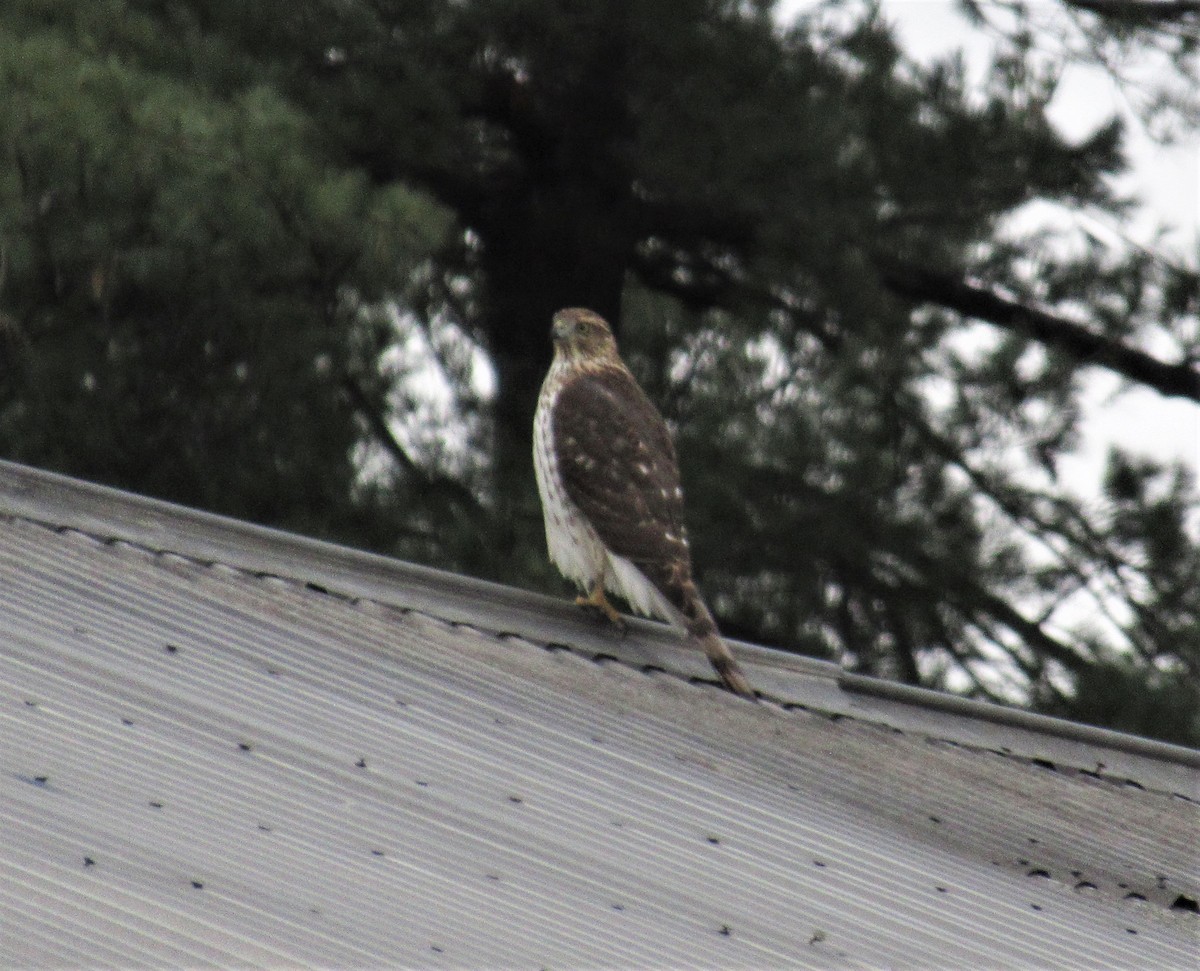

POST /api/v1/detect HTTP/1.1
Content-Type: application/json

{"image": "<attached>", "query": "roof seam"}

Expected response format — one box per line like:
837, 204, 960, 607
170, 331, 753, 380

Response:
2, 459, 1198, 781
9, 512, 1196, 804
8, 512, 748, 698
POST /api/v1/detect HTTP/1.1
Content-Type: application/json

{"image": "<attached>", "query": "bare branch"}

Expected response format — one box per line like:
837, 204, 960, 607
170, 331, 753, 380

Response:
1061, 0, 1200, 24
341, 372, 486, 522
879, 263, 1200, 402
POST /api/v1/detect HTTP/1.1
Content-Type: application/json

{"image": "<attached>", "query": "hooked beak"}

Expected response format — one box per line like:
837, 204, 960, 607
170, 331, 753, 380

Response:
551, 313, 573, 343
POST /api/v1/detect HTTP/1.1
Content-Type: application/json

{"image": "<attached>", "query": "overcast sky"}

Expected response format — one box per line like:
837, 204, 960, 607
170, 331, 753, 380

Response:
779, 0, 1198, 495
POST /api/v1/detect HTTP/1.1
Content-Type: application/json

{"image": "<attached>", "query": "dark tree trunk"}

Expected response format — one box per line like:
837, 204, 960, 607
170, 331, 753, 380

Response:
476, 178, 637, 562
440, 31, 643, 563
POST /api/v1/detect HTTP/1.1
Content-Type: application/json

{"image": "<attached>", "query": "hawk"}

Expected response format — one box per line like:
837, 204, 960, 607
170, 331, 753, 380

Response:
533, 307, 755, 698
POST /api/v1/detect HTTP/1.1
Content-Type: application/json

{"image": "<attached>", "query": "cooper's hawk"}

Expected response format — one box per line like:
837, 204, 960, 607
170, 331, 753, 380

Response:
533, 307, 755, 698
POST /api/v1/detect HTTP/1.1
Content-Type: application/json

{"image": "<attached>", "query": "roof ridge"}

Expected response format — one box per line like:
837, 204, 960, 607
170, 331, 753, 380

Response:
2, 458, 1197, 791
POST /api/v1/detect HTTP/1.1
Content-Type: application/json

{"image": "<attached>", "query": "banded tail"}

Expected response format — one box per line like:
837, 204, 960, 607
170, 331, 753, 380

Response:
685, 600, 756, 699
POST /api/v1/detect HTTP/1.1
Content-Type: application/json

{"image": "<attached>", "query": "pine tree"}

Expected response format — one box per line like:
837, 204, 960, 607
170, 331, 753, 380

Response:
2, 0, 1195, 743
0, 0, 451, 545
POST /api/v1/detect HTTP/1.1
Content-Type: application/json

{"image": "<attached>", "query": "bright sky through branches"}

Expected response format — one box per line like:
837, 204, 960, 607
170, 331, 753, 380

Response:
781, 0, 1198, 487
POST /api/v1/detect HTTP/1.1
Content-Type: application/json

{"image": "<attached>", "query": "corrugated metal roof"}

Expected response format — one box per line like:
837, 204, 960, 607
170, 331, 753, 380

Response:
1, 459, 1197, 969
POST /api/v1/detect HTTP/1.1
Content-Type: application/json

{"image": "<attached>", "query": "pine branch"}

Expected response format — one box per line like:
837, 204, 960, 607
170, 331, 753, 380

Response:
744, 465, 1093, 675
1061, 0, 1200, 24
898, 404, 1161, 663
879, 263, 1200, 402
341, 373, 486, 522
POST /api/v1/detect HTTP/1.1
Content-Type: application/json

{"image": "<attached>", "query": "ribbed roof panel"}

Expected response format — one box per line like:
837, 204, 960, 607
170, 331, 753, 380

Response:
1, 468, 1197, 969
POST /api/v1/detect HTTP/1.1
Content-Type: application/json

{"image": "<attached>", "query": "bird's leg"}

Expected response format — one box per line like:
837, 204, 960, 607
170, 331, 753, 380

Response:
575, 582, 627, 632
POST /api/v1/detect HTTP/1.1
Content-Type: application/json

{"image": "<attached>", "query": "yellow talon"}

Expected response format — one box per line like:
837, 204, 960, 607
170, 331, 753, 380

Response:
575, 584, 626, 629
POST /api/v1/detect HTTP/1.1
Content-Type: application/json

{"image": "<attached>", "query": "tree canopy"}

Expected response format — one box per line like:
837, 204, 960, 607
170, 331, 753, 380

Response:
2, 0, 1196, 744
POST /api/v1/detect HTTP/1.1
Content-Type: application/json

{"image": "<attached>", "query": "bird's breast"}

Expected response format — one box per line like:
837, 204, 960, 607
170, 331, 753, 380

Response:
533, 371, 604, 586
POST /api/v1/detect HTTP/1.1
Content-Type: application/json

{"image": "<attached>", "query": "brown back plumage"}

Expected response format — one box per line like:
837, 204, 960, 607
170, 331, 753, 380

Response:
545, 308, 755, 698
552, 367, 691, 595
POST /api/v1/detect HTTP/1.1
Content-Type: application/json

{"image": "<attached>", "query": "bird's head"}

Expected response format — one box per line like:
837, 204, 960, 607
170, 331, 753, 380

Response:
551, 308, 620, 363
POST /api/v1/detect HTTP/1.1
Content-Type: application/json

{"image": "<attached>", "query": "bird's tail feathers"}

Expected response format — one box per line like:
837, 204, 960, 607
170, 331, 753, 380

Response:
685, 603, 755, 700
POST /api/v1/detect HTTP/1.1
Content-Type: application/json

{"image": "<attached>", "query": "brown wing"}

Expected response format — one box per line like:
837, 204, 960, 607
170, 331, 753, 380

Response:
552, 365, 693, 590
